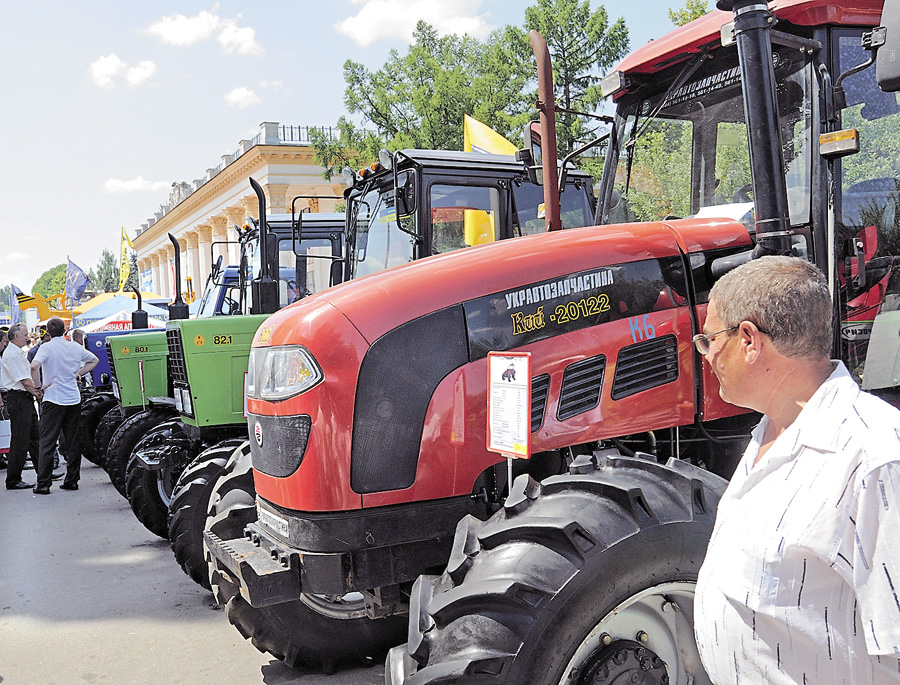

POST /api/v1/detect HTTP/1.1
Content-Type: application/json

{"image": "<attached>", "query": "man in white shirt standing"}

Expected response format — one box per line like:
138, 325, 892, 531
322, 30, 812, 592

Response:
30, 317, 97, 494
1, 323, 44, 490
693, 256, 900, 683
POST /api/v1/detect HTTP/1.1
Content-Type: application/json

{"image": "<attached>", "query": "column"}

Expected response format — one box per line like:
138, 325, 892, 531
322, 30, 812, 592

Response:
197, 224, 213, 283
150, 251, 162, 298
186, 231, 201, 300
263, 183, 291, 214
137, 258, 148, 292
240, 196, 259, 222
209, 215, 231, 267
224, 207, 246, 267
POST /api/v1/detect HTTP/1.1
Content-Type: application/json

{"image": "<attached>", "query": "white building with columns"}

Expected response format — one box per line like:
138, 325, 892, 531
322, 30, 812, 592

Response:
133, 122, 345, 300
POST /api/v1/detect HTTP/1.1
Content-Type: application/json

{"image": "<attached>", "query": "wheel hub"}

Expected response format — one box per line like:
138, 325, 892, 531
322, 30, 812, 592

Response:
575, 639, 668, 685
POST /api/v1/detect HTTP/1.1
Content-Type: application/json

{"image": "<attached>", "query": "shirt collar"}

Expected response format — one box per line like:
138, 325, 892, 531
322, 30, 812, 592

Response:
785, 361, 859, 454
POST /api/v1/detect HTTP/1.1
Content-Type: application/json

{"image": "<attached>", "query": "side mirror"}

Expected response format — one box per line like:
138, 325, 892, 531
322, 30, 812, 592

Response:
520, 121, 543, 186
395, 170, 416, 216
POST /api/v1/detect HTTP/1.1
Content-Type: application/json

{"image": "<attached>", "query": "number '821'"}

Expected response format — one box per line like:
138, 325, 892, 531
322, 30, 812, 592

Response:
213, 335, 233, 345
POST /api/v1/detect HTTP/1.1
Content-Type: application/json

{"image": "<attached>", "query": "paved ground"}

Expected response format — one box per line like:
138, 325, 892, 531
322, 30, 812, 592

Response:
0, 460, 384, 685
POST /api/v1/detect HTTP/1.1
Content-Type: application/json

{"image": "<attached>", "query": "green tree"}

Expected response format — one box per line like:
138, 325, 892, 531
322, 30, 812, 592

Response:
125, 252, 139, 292
314, 21, 533, 177
94, 249, 119, 293
0, 285, 10, 311
509, 0, 629, 155
669, 0, 709, 27
32, 264, 66, 298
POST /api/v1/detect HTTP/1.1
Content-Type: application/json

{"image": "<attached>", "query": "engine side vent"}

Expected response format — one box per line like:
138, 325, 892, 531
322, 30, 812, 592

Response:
611, 334, 679, 400
105, 339, 116, 384
531, 374, 551, 432
557, 355, 606, 421
167, 329, 187, 385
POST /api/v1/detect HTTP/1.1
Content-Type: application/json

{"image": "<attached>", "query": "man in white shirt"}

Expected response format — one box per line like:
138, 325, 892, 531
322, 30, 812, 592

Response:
30, 317, 97, 494
1, 323, 43, 489
693, 256, 900, 683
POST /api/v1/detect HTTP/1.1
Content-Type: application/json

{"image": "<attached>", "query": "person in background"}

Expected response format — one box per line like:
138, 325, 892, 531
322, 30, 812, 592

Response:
27, 328, 49, 362
693, 256, 900, 684
1, 323, 50, 490
30, 317, 97, 494
0, 328, 9, 470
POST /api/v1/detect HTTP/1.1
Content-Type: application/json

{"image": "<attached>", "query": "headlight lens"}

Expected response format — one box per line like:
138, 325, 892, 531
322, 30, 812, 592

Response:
248, 346, 322, 400
182, 388, 193, 416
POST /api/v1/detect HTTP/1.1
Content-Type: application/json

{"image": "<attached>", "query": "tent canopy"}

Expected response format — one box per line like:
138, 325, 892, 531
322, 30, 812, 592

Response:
79, 311, 167, 332
72, 295, 168, 326
74, 291, 166, 316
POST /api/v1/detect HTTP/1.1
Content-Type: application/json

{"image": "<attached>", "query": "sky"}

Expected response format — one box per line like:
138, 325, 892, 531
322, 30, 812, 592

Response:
0, 0, 681, 295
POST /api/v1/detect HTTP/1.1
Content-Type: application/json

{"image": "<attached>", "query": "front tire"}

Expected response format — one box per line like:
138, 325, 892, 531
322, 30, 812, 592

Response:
204, 444, 407, 673
106, 408, 173, 497
125, 418, 195, 539
77, 395, 116, 467
168, 438, 246, 589
388, 454, 724, 685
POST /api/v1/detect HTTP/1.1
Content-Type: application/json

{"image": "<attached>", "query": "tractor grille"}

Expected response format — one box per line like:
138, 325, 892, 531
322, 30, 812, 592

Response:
105, 339, 116, 384
167, 329, 187, 385
557, 355, 606, 421
531, 374, 550, 432
248, 413, 312, 478
611, 334, 679, 400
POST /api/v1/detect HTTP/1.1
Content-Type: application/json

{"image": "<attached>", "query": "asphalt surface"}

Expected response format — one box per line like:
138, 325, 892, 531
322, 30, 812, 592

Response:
0, 459, 385, 685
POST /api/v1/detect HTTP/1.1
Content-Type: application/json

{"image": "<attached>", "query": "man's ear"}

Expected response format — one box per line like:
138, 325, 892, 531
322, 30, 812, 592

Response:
739, 321, 763, 364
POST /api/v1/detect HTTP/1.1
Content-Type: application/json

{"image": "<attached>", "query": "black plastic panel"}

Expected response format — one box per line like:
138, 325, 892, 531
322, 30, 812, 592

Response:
351, 306, 469, 493
611, 334, 679, 400
531, 374, 550, 432
557, 355, 606, 420
166, 329, 187, 385
248, 413, 312, 478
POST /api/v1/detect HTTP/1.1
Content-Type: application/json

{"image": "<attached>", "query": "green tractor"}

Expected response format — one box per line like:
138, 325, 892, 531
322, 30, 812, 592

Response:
126, 179, 345, 551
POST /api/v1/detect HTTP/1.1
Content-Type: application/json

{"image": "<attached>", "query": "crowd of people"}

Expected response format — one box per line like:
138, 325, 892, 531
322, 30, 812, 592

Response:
0, 317, 97, 494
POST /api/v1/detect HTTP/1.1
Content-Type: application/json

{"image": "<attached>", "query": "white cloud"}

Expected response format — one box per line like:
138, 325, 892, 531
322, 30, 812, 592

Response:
126, 60, 158, 86
224, 86, 261, 109
88, 54, 127, 89
336, 0, 493, 47
218, 21, 262, 55
144, 8, 221, 46
88, 54, 157, 88
144, 6, 262, 55
260, 79, 283, 91
104, 177, 170, 193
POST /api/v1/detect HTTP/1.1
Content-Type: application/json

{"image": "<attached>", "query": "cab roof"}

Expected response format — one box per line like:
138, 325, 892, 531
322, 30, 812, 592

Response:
614, 0, 883, 79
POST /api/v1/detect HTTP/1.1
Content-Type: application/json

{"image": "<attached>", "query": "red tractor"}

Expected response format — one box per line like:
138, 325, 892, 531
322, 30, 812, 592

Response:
205, 0, 900, 680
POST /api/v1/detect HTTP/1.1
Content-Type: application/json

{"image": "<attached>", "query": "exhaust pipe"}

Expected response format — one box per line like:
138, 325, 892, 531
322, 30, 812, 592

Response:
167, 233, 189, 320
131, 286, 148, 329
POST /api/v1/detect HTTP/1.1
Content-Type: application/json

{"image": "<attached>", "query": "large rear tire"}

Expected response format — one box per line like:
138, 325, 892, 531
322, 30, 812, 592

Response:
77, 395, 116, 467
168, 437, 246, 588
386, 454, 725, 685
125, 418, 195, 539
204, 444, 407, 673
106, 408, 173, 497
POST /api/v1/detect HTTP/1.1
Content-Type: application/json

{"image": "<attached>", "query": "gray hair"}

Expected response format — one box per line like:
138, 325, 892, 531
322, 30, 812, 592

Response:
710, 256, 832, 359
7, 323, 27, 341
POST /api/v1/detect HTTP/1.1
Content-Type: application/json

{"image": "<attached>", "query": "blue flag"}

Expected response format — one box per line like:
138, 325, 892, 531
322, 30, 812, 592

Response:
9, 283, 24, 324
66, 258, 90, 302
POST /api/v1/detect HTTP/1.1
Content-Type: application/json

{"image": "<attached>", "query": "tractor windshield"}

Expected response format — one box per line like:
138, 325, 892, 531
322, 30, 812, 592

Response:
347, 180, 416, 279
600, 44, 814, 232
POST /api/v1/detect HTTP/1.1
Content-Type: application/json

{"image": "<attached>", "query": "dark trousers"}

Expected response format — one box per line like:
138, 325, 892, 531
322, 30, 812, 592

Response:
5, 390, 40, 487
37, 401, 82, 489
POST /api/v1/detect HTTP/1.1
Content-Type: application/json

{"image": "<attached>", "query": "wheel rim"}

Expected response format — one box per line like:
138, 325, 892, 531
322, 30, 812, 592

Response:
157, 464, 174, 508
556, 581, 710, 685
298, 592, 368, 620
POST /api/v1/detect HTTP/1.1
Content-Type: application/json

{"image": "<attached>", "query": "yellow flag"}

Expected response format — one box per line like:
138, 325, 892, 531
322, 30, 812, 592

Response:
118, 227, 134, 292
463, 115, 518, 155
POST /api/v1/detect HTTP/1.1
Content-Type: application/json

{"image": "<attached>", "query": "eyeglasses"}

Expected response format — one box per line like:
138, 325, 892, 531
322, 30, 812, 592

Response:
692, 326, 739, 355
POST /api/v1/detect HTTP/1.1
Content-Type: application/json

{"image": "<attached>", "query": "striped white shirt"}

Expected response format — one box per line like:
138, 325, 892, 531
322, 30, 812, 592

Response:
695, 362, 900, 684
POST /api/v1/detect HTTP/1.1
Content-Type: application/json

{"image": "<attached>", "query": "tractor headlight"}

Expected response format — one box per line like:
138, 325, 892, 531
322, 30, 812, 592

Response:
248, 346, 322, 401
